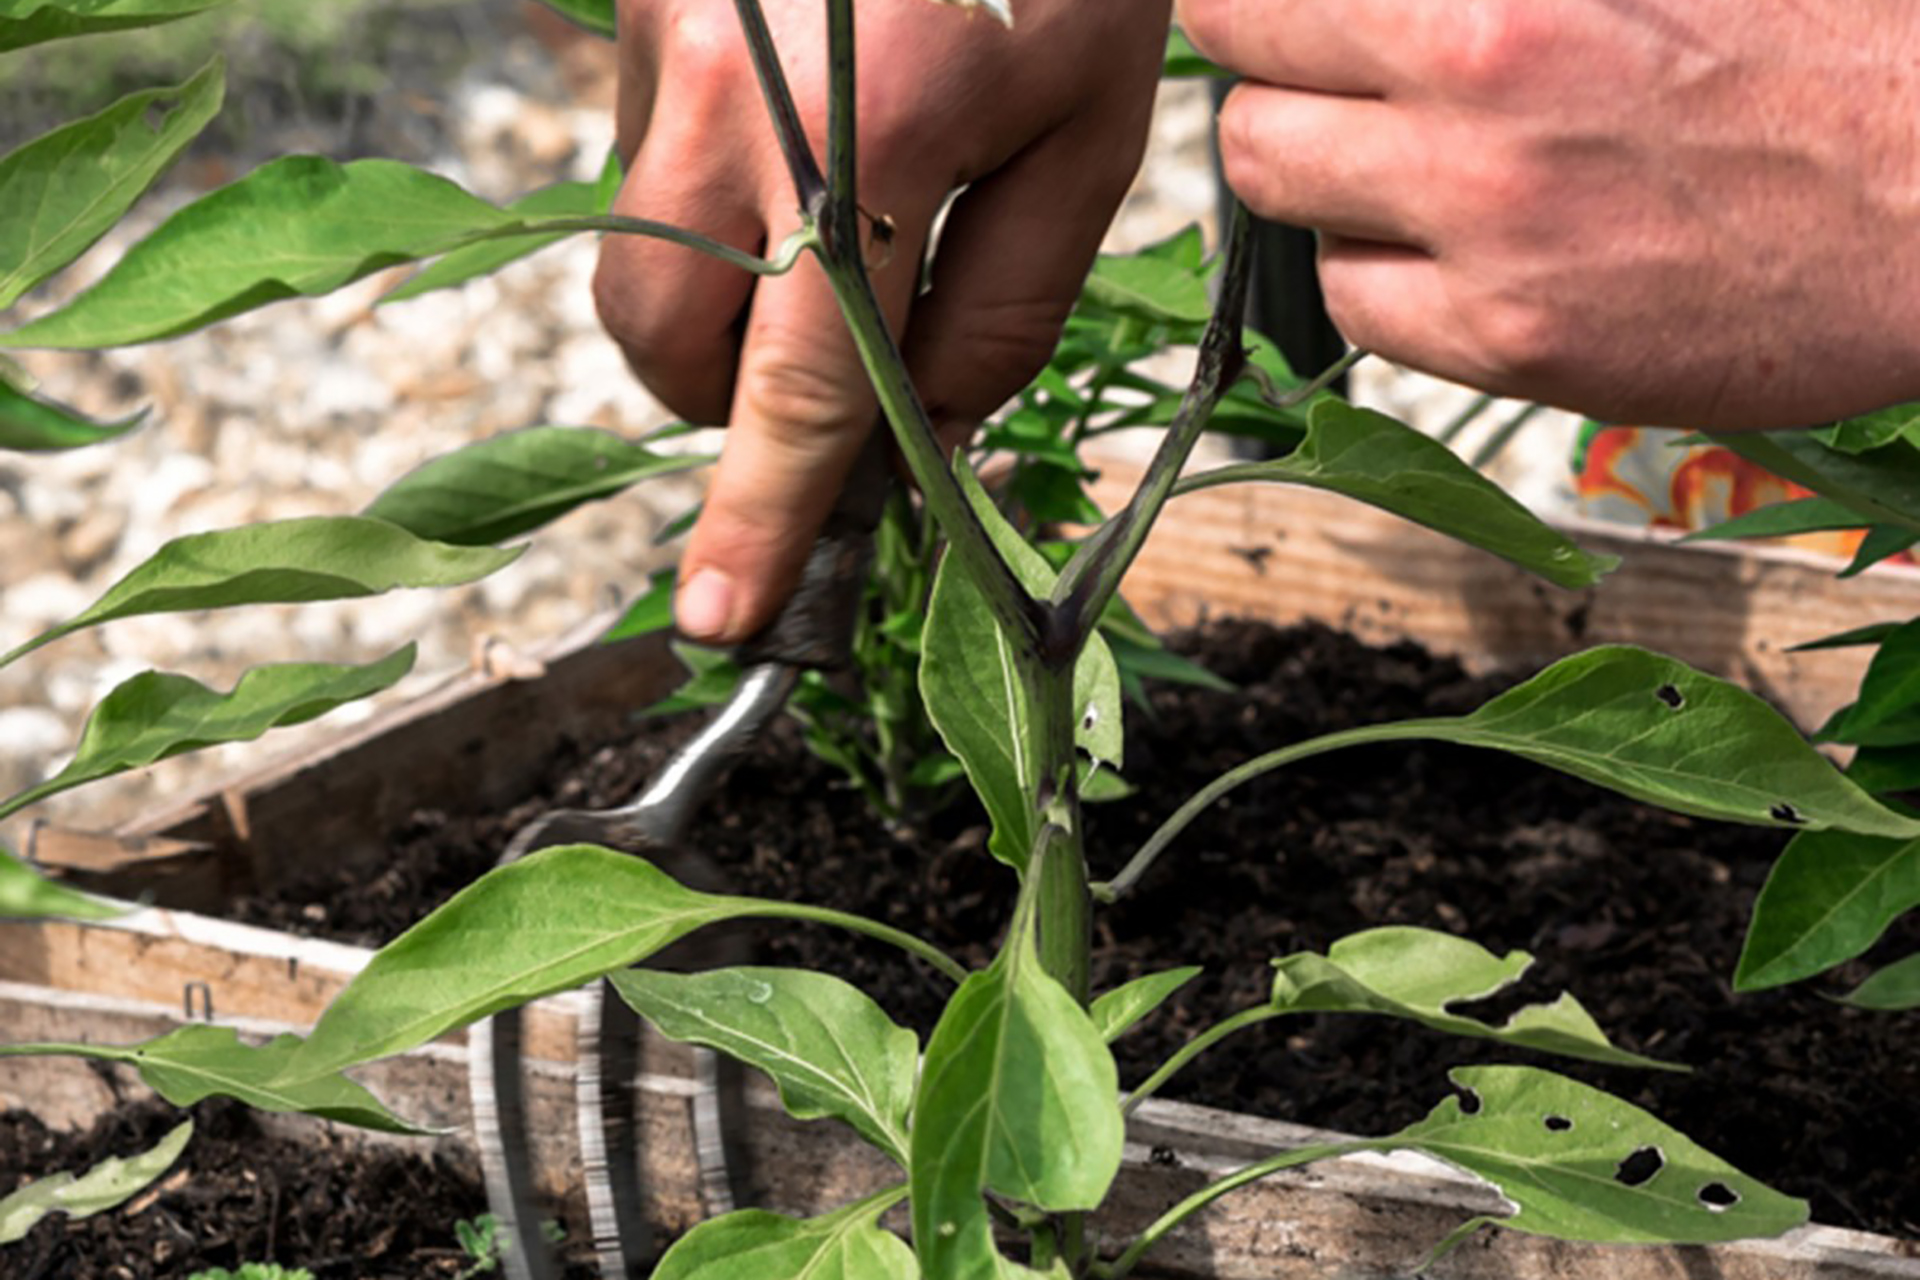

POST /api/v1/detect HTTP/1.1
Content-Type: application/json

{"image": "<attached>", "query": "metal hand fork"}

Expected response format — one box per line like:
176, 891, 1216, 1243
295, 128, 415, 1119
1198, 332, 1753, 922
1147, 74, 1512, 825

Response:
470, 436, 889, 1280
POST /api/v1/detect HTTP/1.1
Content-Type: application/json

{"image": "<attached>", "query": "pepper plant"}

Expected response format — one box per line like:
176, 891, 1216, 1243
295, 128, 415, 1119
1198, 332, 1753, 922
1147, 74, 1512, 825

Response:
4, 0, 1918, 1275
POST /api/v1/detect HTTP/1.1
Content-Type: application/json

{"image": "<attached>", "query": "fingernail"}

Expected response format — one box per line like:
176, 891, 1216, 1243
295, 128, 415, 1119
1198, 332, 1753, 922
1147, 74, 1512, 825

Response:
676, 568, 736, 641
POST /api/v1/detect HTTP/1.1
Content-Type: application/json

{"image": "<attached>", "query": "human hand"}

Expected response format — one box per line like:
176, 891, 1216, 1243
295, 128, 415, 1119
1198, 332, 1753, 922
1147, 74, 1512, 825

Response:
596, 0, 1169, 643
1179, 0, 1920, 430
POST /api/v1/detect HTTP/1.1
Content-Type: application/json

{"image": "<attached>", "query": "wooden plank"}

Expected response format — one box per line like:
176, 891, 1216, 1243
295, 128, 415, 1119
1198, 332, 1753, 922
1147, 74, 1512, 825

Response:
4, 982, 1912, 1278
1090, 460, 1920, 733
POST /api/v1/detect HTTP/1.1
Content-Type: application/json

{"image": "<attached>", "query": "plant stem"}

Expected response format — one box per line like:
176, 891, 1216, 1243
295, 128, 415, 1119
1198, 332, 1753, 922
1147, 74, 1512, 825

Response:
1052, 203, 1257, 650
1095, 1141, 1364, 1280
739, 901, 969, 984
731, 0, 826, 213
1121, 1005, 1280, 1117
476, 218, 814, 277
1024, 659, 1089, 1003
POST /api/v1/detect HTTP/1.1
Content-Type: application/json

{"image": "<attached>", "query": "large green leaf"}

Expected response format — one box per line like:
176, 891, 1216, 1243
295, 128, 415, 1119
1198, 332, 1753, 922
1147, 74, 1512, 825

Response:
1841, 953, 1920, 1010
0, 1027, 426, 1133
1380, 1066, 1807, 1245
0, 845, 120, 920
1089, 967, 1200, 1043
1711, 431, 1920, 537
1081, 249, 1211, 325
1814, 618, 1920, 747
1267, 928, 1671, 1070
0, 0, 230, 51
0, 647, 415, 822
611, 967, 918, 1165
1843, 743, 1920, 796
1735, 829, 1920, 991
1811, 403, 1920, 454
1178, 399, 1616, 589
653, 1188, 917, 1280
363, 426, 708, 545
1681, 496, 1866, 544
910, 919, 1122, 1280
0, 1120, 191, 1245
1, 156, 518, 348
920, 463, 1123, 871
0, 517, 519, 667
0, 59, 225, 308
380, 150, 622, 304
0, 377, 143, 452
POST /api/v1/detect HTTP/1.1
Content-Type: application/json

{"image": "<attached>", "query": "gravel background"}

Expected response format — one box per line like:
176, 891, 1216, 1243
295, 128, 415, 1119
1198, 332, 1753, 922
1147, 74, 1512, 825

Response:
0, 3, 1235, 842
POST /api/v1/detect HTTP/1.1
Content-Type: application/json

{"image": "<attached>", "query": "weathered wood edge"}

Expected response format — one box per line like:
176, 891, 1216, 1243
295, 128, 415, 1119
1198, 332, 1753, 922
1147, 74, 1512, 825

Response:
4, 981, 1913, 1280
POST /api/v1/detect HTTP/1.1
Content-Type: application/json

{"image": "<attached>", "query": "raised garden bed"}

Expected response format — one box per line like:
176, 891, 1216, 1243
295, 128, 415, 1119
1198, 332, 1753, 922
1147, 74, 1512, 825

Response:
7, 478, 1920, 1277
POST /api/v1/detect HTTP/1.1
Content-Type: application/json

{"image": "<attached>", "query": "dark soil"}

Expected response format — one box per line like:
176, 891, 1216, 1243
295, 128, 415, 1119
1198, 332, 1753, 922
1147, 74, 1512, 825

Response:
0, 1097, 595, 1278
230, 619, 1920, 1240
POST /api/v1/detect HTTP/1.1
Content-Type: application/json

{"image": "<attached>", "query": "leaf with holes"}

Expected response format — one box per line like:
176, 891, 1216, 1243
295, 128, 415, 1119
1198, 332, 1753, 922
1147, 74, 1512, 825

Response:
2, 156, 523, 349
1268, 928, 1672, 1070
0, 517, 519, 668
1736, 829, 1920, 991
363, 426, 708, 545
1378, 1066, 1807, 1246
0, 1120, 190, 1244
0, 647, 414, 822
1090, 967, 1201, 1043
0, 377, 143, 452
0, 0, 231, 51
0, 845, 119, 921
1178, 399, 1616, 589
0, 59, 225, 308
1841, 953, 1920, 1010
653, 1187, 917, 1280
611, 967, 918, 1165
0, 1028, 427, 1133
911, 917, 1122, 1280
921, 462, 1122, 871
380, 150, 623, 303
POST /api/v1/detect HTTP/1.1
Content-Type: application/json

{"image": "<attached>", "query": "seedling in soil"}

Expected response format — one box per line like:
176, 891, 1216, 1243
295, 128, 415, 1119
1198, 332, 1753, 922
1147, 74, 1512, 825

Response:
3, 0, 1916, 1276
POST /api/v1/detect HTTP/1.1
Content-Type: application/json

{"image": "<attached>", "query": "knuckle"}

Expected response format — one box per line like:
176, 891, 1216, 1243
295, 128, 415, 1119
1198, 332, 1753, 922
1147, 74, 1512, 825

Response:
1469, 295, 1570, 383
1430, 2, 1556, 98
924, 308, 1066, 420
1174, 0, 1231, 65
739, 353, 866, 435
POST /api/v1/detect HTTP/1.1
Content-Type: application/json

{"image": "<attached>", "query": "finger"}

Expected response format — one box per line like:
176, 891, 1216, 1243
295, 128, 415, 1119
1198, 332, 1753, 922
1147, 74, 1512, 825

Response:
1218, 82, 1432, 246
906, 111, 1149, 454
593, 39, 769, 426
676, 205, 932, 643
1179, 0, 1399, 94
1316, 234, 1511, 392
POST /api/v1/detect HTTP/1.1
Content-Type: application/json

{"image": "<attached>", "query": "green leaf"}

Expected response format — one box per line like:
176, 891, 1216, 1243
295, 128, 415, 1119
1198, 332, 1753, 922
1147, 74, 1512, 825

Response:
1680, 496, 1866, 544
1788, 621, 1902, 653
1179, 399, 1616, 590
1105, 632, 1233, 695
285, 846, 763, 1079
1082, 246, 1211, 325
643, 641, 742, 716
0, 377, 143, 452
910, 920, 1122, 1280
1811, 403, 1920, 454
1839, 525, 1920, 577
1816, 618, 1920, 747
1089, 967, 1200, 1043
0, 1027, 427, 1133
0, 845, 120, 920
1710, 431, 1920, 537
0, 1120, 190, 1244
1844, 744, 1920, 796
1381, 1066, 1807, 1246
1267, 927, 1672, 1070
601, 569, 677, 643
380, 150, 622, 303
611, 967, 918, 1165
653, 1188, 917, 1280
2, 156, 517, 348
920, 464, 1124, 870
0, 60, 225, 308
533, 0, 616, 38
1404, 647, 1920, 837
1735, 829, 1920, 991
0, 0, 230, 51
1840, 953, 1920, 1010
0, 647, 415, 822
0, 516, 520, 668
363, 426, 708, 545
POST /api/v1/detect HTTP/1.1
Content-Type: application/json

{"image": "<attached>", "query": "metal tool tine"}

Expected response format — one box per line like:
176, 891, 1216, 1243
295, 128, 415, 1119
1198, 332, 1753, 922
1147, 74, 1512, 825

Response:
577, 981, 650, 1277
470, 1007, 562, 1280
